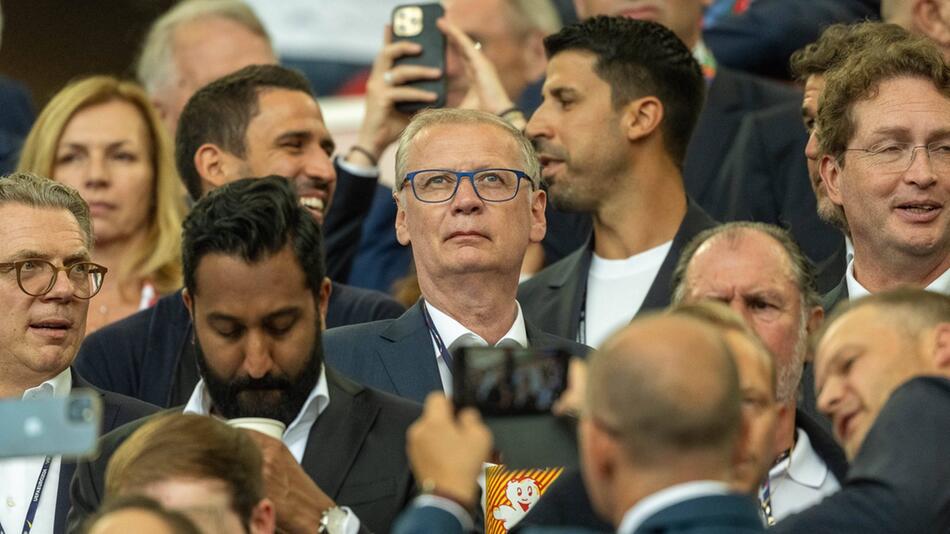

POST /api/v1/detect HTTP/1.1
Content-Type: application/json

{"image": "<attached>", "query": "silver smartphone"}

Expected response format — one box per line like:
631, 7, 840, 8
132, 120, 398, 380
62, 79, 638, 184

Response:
0, 390, 102, 459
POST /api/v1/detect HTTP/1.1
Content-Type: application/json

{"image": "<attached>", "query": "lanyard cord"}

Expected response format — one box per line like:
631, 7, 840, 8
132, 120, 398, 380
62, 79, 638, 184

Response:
0, 455, 53, 534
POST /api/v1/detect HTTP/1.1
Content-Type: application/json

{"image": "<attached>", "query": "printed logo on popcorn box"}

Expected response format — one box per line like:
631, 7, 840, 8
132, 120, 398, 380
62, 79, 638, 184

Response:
485, 466, 563, 532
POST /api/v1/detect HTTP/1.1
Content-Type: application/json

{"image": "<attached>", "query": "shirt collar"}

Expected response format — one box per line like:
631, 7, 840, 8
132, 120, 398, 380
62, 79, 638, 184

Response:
618, 480, 732, 534
846, 258, 950, 300
21, 368, 72, 400
423, 301, 528, 349
768, 428, 829, 489
182, 364, 330, 441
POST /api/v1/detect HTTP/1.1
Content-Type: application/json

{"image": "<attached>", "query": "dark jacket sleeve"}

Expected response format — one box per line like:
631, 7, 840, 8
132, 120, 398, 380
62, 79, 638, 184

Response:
323, 160, 380, 282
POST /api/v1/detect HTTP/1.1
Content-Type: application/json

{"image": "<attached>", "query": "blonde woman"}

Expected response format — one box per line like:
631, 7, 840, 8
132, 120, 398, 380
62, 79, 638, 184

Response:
18, 76, 185, 332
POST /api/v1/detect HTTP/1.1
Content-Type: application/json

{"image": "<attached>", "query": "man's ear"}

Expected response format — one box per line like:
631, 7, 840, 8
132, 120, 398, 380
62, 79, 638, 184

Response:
394, 190, 412, 247
914, 0, 950, 47
819, 155, 844, 206
318, 277, 332, 331
529, 188, 547, 244
931, 322, 950, 371
181, 288, 194, 320
806, 305, 824, 336
248, 497, 276, 534
621, 96, 663, 143
194, 143, 236, 192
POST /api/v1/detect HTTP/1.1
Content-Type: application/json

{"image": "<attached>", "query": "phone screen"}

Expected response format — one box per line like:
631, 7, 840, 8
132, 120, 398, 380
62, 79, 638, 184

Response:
455, 346, 570, 416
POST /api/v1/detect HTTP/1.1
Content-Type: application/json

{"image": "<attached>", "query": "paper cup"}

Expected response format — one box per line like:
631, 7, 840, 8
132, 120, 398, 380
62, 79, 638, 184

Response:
226, 417, 286, 440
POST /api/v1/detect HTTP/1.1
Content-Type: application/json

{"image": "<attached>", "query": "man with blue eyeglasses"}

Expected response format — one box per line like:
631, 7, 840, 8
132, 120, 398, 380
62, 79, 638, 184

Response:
817, 30, 950, 309
323, 108, 588, 403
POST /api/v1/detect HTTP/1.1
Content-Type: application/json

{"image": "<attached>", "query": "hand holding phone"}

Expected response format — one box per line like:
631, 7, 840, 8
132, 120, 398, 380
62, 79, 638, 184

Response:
390, 3, 447, 114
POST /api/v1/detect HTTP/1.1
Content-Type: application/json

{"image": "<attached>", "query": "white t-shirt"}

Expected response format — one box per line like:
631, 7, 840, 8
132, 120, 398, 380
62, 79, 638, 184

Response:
584, 241, 672, 348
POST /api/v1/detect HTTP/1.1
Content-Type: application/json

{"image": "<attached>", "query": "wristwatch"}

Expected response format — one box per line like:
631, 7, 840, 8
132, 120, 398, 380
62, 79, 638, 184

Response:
319, 506, 347, 534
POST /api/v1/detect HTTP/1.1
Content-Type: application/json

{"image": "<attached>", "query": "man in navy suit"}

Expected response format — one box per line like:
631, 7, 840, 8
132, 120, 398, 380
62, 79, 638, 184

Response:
393, 313, 763, 534
0, 173, 157, 534
324, 108, 587, 402
774, 289, 950, 533
73, 65, 405, 408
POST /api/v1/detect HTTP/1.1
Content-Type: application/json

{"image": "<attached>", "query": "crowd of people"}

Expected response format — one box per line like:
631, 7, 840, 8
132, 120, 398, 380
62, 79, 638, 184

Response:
0, 0, 948, 533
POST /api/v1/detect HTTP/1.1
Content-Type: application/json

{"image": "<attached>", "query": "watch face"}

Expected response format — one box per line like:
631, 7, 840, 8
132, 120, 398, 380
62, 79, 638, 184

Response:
321, 506, 348, 534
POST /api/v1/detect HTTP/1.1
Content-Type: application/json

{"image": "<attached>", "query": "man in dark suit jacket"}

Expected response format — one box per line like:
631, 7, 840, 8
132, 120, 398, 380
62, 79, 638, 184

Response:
774, 289, 950, 533
324, 301, 589, 403
0, 173, 158, 534
520, 18, 717, 347
0, 74, 35, 173
73, 65, 406, 407
69, 177, 421, 534
392, 315, 764, 534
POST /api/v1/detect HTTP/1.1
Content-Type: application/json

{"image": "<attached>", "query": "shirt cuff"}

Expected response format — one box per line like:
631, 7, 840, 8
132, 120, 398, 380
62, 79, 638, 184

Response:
336, 154, 380, 178
339, 505, 360, 534
412, 494, 475, 532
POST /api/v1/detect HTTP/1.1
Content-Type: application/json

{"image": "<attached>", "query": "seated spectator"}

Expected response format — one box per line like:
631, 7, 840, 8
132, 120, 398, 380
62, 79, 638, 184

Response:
17, 76, 185, 332
818, 27, 950, 306
774, 289, 950, 533
0, 172, 158, 534
73, 65, 404, 408
103, 414, 275, 534
68, 177, 420, 534
394, 313, 763, 533
83, 495, 201, 534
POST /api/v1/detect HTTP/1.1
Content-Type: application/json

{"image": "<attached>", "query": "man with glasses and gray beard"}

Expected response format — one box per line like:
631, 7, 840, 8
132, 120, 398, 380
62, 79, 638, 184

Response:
323, 108, 586, 403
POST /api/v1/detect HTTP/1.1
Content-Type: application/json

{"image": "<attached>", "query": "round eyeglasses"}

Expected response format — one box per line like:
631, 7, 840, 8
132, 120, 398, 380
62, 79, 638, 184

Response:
0, 259, 108, 299
844, 142, 950, 173
402, 168, 534, 203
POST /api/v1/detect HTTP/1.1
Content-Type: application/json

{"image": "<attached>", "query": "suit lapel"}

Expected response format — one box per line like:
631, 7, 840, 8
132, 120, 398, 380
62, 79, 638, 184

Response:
638, 198, 719, 315
375, 302, 444, 402
56, 372, 117, 533
547, 241, 594, 340
301, 368, 380, 499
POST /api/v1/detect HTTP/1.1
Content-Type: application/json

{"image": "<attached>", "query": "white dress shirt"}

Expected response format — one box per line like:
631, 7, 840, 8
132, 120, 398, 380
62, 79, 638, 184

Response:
617, 481, 733, 534
182, 366, 358, 534
766, 428, 841, 522
424, 301, 528, 397
845, 259, 950, 300
0, 369, 71, 534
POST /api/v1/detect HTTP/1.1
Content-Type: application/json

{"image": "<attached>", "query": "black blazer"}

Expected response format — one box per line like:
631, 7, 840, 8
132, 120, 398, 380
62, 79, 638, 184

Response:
55, 371, 159, 534
66, 367, 421, 534
73, 282, 404, 408
773, 377, 950, 534
518, 198, 718, 341
323, 301, 590, 403
821, 276, 849, 313
717, 101, 845, 279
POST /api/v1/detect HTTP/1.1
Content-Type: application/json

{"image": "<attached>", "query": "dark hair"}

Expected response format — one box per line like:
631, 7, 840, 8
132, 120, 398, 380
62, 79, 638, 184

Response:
82, 494, 202, 534
543, 16, 705, 167
175, 64, 314, 201
181, 176, 325, 297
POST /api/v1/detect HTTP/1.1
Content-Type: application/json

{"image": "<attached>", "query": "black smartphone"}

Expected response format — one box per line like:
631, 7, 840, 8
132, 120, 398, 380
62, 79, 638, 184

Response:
390, 3, 446, 114
455, 346, 577, 468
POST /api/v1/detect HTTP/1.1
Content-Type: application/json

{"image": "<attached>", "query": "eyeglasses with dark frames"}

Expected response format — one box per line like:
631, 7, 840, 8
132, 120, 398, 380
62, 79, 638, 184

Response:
0, 259, 107, 299
402, 168, 534, 203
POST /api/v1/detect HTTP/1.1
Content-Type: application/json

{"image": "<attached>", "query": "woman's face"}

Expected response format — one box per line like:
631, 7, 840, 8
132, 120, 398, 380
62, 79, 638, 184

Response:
54, 99, 155, 247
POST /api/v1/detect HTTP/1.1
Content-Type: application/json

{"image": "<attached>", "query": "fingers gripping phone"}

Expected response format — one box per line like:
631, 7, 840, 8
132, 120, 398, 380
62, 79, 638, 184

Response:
391, 3, 447, 114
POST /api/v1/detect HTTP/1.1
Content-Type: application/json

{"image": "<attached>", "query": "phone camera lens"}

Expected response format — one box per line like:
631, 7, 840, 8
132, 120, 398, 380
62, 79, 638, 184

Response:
68, 398, 91, 422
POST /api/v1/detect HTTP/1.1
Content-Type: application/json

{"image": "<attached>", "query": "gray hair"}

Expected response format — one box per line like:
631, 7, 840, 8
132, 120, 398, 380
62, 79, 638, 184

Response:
394, 108, 540, 189
671, 222, 820, 310
136, 0, 272, 96
0, 172, 93, 248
